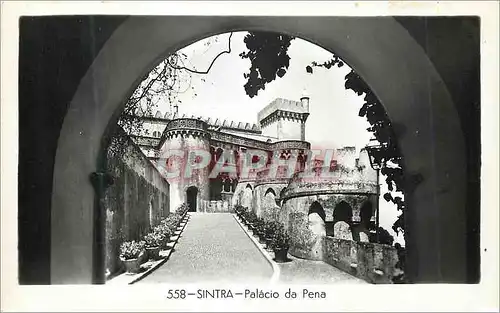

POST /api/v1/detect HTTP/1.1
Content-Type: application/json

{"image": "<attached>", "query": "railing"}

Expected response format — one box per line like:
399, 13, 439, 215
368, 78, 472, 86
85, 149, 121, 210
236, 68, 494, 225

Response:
198, 199, 233, 213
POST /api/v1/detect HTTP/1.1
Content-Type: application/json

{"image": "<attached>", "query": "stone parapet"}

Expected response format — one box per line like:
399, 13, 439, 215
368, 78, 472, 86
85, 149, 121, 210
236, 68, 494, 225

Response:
271, 140, 310, 151
164, 118, 210, 140
281, 166, 377, 199
323, 237, 398, 284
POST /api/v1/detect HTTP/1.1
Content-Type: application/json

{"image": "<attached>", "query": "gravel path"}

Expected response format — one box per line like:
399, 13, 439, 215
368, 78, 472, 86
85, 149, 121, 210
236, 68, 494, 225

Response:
138, 213, 273, 284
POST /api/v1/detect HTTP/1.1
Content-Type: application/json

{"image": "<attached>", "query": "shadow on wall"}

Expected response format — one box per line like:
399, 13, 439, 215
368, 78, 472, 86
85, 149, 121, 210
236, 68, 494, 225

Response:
104, 130, 170, 277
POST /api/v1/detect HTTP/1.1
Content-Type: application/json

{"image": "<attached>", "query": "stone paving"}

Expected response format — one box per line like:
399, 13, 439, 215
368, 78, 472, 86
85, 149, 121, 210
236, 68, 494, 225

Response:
138, 212, 366, 285
138, 213, 274, 284
277, 255, 366, 284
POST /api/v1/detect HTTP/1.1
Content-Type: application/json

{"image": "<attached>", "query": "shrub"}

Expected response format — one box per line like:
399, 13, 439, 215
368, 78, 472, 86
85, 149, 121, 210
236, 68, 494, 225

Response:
144, 231, 164, 247
254, 218, 266, 234
161, 214, 182, 233
175, 203, 189, 216
270, 225, 290, 251
153, 223, 172, 240
378, 226, 395, 246
264, 221, 281, 239
120, 240, 145, 260
234, 205, 247, 215
243, 211, 258, 224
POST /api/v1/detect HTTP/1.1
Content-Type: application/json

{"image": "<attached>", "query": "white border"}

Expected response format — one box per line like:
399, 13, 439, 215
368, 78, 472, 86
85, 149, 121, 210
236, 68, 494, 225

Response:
1, 1, 498, 311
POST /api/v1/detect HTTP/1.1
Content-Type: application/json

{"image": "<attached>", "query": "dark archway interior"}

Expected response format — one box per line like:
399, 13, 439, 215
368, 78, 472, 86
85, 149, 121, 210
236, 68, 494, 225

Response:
333, 201, 352, 224
308, 201, 327, 236
186, 186, 198, 212
264, 188, 276, 197
360, 201, 373, 226
308, 201, 326, 221
308, 201, 330, 236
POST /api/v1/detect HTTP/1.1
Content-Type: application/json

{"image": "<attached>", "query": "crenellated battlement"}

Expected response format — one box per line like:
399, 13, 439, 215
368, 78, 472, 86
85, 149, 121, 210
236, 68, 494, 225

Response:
257, 98, 309, 123
140, 111, 262, 134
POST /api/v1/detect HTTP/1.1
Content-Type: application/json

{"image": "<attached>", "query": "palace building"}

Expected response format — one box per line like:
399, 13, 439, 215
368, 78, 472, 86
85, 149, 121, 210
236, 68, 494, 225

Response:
128, 96, 380, 250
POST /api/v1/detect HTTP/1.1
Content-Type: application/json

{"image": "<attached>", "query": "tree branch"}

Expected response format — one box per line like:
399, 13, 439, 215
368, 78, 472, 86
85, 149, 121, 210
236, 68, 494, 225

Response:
127, 62, 169, 108
167, 32, 233, 75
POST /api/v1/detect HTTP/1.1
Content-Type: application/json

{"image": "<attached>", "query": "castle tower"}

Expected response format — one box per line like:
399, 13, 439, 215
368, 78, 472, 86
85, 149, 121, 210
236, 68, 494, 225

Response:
157, 118, 211, 212
257, 97, 310, 141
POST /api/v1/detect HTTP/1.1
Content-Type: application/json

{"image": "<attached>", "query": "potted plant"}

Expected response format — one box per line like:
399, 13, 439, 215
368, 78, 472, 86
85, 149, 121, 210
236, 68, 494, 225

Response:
270, 225, 290, 263
234, 205, 246, 220
264, 221, 279, 248
161, 214, 181, 234
254, 219, 267, 244
245, 211, 257, 229
144, 231, 163, 261
120, 240, 145, 273
153, 224, 172, 249
175, 203, 189, 220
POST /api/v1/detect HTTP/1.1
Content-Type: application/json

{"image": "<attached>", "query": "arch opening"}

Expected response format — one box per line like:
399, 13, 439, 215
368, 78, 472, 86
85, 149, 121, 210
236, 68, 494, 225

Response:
308, 201, 326, 237
333, 201, 354, 240
186, 186, 198, 212
49, 16, 467, 284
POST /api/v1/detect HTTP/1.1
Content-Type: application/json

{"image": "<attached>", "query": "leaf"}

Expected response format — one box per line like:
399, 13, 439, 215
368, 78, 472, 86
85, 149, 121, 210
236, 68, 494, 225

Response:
383, 192, 393, 202
277, 68, 286, 78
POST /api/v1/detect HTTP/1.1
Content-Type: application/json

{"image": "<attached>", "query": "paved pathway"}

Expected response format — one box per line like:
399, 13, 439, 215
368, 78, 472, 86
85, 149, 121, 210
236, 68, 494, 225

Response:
138, 213, 273, 284
277, 256, 366, 284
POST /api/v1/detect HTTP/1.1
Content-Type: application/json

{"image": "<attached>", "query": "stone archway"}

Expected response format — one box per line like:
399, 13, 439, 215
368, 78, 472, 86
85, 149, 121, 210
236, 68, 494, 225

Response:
241, 184, 253, 209
308, 201, 326, 234
262, 188, 279, 221
50, 16, 466, 283
358, 201, 374, 242
308, 201, 326, 260
333, 201, 354, 240
334, 201, 353, 224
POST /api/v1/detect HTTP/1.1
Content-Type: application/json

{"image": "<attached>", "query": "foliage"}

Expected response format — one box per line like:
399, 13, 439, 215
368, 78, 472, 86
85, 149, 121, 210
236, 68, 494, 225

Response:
107, 54, 191, 159
234, 205, 247, 216
161, 214, 182, 233
107, 34, 233, 159
269, 224, 290, 251
144, 231, 164, 247
175, 203, 189, 216
239, 32, 295, 98
254, 218, 266, 234
377, 226, 395, 246
264, 221, 281, 238
153, 223, 172, 242
238, 33, 406, 237
393, 243, 407, 283
243, 211, 258, 224
120, 240, 145, 260
344, 69, 405, 236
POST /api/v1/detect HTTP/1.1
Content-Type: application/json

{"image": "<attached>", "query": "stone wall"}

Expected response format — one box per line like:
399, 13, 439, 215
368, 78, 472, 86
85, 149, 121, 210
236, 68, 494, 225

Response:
323, 237, 398, 284
104, 133, 170, 277
253, 182, 287, 221
287, 212, 324, 260
232, 181, 255, 209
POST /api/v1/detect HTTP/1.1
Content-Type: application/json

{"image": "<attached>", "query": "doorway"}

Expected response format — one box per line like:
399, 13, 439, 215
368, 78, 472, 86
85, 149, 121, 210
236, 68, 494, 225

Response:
186, 186, 198, 212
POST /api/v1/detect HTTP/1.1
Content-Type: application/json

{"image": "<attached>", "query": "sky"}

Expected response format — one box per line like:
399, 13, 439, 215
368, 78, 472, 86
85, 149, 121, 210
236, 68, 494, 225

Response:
149, 31, 404, 245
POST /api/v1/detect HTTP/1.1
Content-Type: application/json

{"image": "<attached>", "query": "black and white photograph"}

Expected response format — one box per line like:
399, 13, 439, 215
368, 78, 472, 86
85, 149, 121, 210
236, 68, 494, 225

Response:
1, 1, 498, 311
